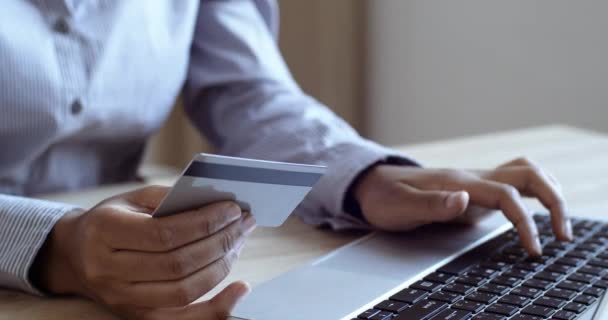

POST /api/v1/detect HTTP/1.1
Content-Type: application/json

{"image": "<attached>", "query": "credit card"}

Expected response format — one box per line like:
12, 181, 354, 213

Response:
153, 153, 326, 227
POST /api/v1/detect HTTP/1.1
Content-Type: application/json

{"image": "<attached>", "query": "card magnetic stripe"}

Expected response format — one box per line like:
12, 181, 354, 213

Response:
184, 162, 323, 187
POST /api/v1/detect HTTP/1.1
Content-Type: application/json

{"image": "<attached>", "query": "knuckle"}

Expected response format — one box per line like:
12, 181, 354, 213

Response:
515, 156, 535, 166
167, 253, 189, 277
217, 254, 235, 278
154, 223, 175, 249
174, 284, 196, 306
221, 229, 235, 254
82, 262, 102, 282
499, 184, 520, 200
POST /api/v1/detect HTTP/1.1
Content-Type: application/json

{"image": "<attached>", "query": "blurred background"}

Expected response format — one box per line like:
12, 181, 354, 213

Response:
144, 0, 608, 170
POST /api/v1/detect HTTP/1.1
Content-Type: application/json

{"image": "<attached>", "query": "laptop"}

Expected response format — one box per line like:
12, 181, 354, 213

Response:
230, 213, 608, 320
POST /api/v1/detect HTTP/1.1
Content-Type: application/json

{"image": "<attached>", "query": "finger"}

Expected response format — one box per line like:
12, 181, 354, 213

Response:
368, 183, 469, 231
466, 180, 542, 256
498, 157, 539, 169
490, 167, 573, 241
105, 201, 243, 251
124, 244, 242, 307
111, 214, 256, 281
121, 185, 171, 211
122, 281, 250, 320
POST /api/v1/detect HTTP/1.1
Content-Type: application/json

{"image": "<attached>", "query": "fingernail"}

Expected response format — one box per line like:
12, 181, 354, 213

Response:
224, 203, 242, 221
533, 237, 543, 256
563, 219, 573, 241
241, 214, 256, 234
446, 191, 468, 209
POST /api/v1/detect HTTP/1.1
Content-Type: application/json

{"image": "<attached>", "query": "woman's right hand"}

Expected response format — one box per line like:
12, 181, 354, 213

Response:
35, 185, 256, 320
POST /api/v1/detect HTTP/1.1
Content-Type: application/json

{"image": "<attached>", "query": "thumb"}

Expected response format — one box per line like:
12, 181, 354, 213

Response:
206, 281, 251, 320
403, 186, 470, 223
121, 185, 171, 213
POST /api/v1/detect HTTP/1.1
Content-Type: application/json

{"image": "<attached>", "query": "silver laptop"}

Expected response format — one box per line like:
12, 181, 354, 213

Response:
231, 213, 608, 320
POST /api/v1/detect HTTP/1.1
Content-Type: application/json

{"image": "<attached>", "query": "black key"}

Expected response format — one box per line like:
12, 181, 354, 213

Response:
563, 302, 587, 313
579, 265, 604, 276
583, 286, 605, 298
546, 241, 573, 251
357, 309, 379, 319
555, 257, 585, 267
466, 292, 498, 304
511, 286, 543, 298
484, 303, 518, 316
499, 294, 530, 308
503, 245, 527, 256
577, 243, 602, 253
552, 310, 578, 320
451, 300, 484, 313
510, 315, 542, 320
479, 260, 509, 271
428, 309, 470, 320
492, 253, 522, 264
514, 261, 543, 272
525, 255, 552, 264
370, 311, 393, 320
468, 267, 500, 279
588, 258, 608, 268
593, 279, 608, 289
533, 296, 567, 309
491, 276, 522, 287
390, 288, 428, 304
471, 313, 505, 320
574, 294, 596, 305
557, 280, 587, 292
425, 272, 455, 284
545, 264, 574, 274
394, 300, 447, 320
546, 288, 578, 300
429, 291, 460, 304
521, 305, 556, 317
375, 300, 408, 313
503, 268, 530, 279
534, 271, 565, 282
456, 275, 487, 287
599, 252, 608, 260
567, 273, 597, 284
523, 278, 552, 290
565, 250, 593, 259
478, 284, 510, 295
411, 280, 443, 292
542, 248, 562, 257
443, 283, 474, 295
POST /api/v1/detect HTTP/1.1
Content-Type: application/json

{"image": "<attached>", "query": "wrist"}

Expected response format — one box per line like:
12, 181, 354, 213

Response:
31, 209, 84, 295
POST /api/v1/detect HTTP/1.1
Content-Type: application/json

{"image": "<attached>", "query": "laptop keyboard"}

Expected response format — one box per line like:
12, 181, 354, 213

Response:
352, 215, 608, 320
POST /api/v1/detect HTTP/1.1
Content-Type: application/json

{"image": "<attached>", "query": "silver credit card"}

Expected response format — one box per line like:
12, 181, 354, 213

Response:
153, 153, 326, 227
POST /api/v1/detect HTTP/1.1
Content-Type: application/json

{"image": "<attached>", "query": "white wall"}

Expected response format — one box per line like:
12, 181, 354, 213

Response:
367, 0, 608, 145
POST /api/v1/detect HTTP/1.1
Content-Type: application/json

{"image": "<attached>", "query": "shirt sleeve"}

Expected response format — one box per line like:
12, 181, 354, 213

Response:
0, 194, 78, 295
183, 0, 416, 229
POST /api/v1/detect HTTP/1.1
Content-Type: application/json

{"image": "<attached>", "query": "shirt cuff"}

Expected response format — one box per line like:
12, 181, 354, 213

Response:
0, 195, 79, 295
295, 139, 419, 230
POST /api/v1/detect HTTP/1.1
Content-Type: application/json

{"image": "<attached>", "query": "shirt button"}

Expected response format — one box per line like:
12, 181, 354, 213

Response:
70, 99, 83, 115
53, 18, 70, 34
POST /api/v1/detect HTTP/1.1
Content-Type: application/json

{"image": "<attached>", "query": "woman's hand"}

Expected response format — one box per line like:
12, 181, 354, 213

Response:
35, 185, 256, 320
354, 157, 572, 256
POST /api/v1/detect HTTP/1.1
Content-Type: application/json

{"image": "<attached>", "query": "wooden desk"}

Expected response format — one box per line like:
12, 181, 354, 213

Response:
2, 125, 608, 319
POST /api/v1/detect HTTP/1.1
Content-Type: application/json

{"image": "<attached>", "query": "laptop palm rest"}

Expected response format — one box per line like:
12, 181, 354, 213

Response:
231, 213, 510, 320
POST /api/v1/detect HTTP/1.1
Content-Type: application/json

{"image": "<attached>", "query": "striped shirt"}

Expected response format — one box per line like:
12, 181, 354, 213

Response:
0, 0, 401, 294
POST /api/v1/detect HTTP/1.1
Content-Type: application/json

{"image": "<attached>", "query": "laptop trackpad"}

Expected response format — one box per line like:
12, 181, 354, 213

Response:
232, 213, 510, 320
